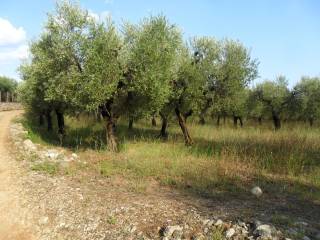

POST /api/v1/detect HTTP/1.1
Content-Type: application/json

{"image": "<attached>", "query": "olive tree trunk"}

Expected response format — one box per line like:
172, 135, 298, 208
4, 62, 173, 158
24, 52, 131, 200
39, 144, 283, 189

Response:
152, 116, 157, 127
46, 110, 52, 132
159, 112, 168, 139
216, 116, 220, 126
106, 116, 117, 152
128, 117, 134, 130
100, 103, 118, 152
175, 108, 193, 145
309, 118, 314, 127
39, 113, 44, 126
272, 111, 281, 130
55, 109, 65, 145
183, 109, 193, 123
233, 116, 238, 128
239, 117, 243, 127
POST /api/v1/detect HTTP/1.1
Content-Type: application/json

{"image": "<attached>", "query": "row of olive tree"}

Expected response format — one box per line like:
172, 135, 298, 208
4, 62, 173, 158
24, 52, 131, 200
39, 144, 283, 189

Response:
18, 1, 260, 150
211, 76, 320, 130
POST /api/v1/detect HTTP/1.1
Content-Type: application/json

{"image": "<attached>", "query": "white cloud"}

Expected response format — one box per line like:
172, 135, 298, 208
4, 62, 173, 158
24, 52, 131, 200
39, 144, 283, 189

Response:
0, 18, 26, 46
0, 44, 29, 63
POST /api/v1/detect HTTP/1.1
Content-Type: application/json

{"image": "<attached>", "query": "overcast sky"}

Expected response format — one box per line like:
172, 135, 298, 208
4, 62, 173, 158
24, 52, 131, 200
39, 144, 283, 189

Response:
0, 0, 319, 87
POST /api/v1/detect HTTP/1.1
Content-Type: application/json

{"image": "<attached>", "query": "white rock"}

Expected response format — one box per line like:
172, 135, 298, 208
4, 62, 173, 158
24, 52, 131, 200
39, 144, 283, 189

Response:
251, 186, 263, 197
214, 219, 224, 226
253, 224, 276, 238
71, 153, 78, 158
163, 225, 183, 237
225, 228, 236, 238
45, 149, 60, 159
23, 139, 37, 151
303, 236, 311, 240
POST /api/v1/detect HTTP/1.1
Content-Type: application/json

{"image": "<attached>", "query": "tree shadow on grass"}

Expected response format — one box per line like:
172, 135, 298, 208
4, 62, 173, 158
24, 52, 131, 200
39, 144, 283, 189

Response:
22, 115, 166, 150
22, 115, 320, 225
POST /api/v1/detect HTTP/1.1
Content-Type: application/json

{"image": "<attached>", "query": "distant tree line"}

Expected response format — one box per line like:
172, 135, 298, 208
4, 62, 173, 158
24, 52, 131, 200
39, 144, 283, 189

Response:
18, 1, 320, 151
0, 76, 17, 102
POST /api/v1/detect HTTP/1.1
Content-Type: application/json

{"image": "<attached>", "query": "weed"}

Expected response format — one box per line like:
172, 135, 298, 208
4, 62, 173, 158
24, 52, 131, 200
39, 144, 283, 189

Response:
31, 162, 59, 175
107, 216, 117, 225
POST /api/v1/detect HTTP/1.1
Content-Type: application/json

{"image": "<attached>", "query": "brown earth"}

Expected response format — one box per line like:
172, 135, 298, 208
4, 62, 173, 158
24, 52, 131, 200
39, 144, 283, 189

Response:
0, 110, 35, 240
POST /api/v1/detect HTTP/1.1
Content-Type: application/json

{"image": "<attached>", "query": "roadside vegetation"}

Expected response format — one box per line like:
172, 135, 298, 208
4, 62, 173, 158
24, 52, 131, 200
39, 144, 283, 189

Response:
18, 1, 320, 203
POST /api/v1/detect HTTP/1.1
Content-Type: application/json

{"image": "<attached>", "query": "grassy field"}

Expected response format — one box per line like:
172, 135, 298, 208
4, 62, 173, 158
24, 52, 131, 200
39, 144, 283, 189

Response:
21, 114, 320, 203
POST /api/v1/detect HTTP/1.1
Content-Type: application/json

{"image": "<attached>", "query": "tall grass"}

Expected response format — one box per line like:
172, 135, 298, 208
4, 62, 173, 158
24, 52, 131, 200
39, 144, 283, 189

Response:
21, 114, 320, 201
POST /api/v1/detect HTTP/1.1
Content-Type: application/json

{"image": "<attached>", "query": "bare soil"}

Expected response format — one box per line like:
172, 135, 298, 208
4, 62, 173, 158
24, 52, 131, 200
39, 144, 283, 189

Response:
0, 110, 35, 240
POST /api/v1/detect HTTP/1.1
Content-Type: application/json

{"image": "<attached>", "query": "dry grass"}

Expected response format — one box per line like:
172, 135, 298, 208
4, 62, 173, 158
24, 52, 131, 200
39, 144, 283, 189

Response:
22, 114, 320, 202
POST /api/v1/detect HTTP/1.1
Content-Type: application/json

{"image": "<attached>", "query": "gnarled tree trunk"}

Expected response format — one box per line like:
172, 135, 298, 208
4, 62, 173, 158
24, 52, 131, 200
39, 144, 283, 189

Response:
239, 117, 243, 127
55, 109, 65, 135
128, 117, 134, 130
183, 109, 193, 123
152, 116, 157, 127
159, 112, 168, 139
216, 115, 220, 127
309, 118, 314, 127
233, 116, 243, 128
39, 112, 44, 126
55, 109, 65, 145
272, 111, 281, 130
100, 102, 118, 152
46, 110, 52, 132
175, 108, 193, 145
233, 116, 238, 128
106, 116, 117, 152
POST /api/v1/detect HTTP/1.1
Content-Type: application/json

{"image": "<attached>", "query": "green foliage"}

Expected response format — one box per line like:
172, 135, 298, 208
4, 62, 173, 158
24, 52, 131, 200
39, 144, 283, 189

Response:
201, 39, 259, 118
177, 37, 220, 113
253, 76, 291, 117
123, 15, 183, 118
293, 77, 320, 123
79, 18, 123, 112
0, 76, 17, 92
31, 162, 59, 175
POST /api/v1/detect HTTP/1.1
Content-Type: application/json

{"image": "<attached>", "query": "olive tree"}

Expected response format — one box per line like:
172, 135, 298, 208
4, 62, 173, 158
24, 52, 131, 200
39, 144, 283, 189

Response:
293, 77, 320, 126
158, 37, 220, 144
247, 88, 265, 125
122, 16, 182, 131
18, 60, 54, 130
203, 39, 258, 126
228, 88, 250, 127
253, 76, 292, 130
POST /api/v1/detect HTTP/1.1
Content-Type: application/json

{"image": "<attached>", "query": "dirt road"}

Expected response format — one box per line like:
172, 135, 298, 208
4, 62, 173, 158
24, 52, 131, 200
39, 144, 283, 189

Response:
0, 110, 35, 240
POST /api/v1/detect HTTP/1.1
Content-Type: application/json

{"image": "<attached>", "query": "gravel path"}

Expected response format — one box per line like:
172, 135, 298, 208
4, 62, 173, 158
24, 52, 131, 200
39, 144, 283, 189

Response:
0, 110, 35, 240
